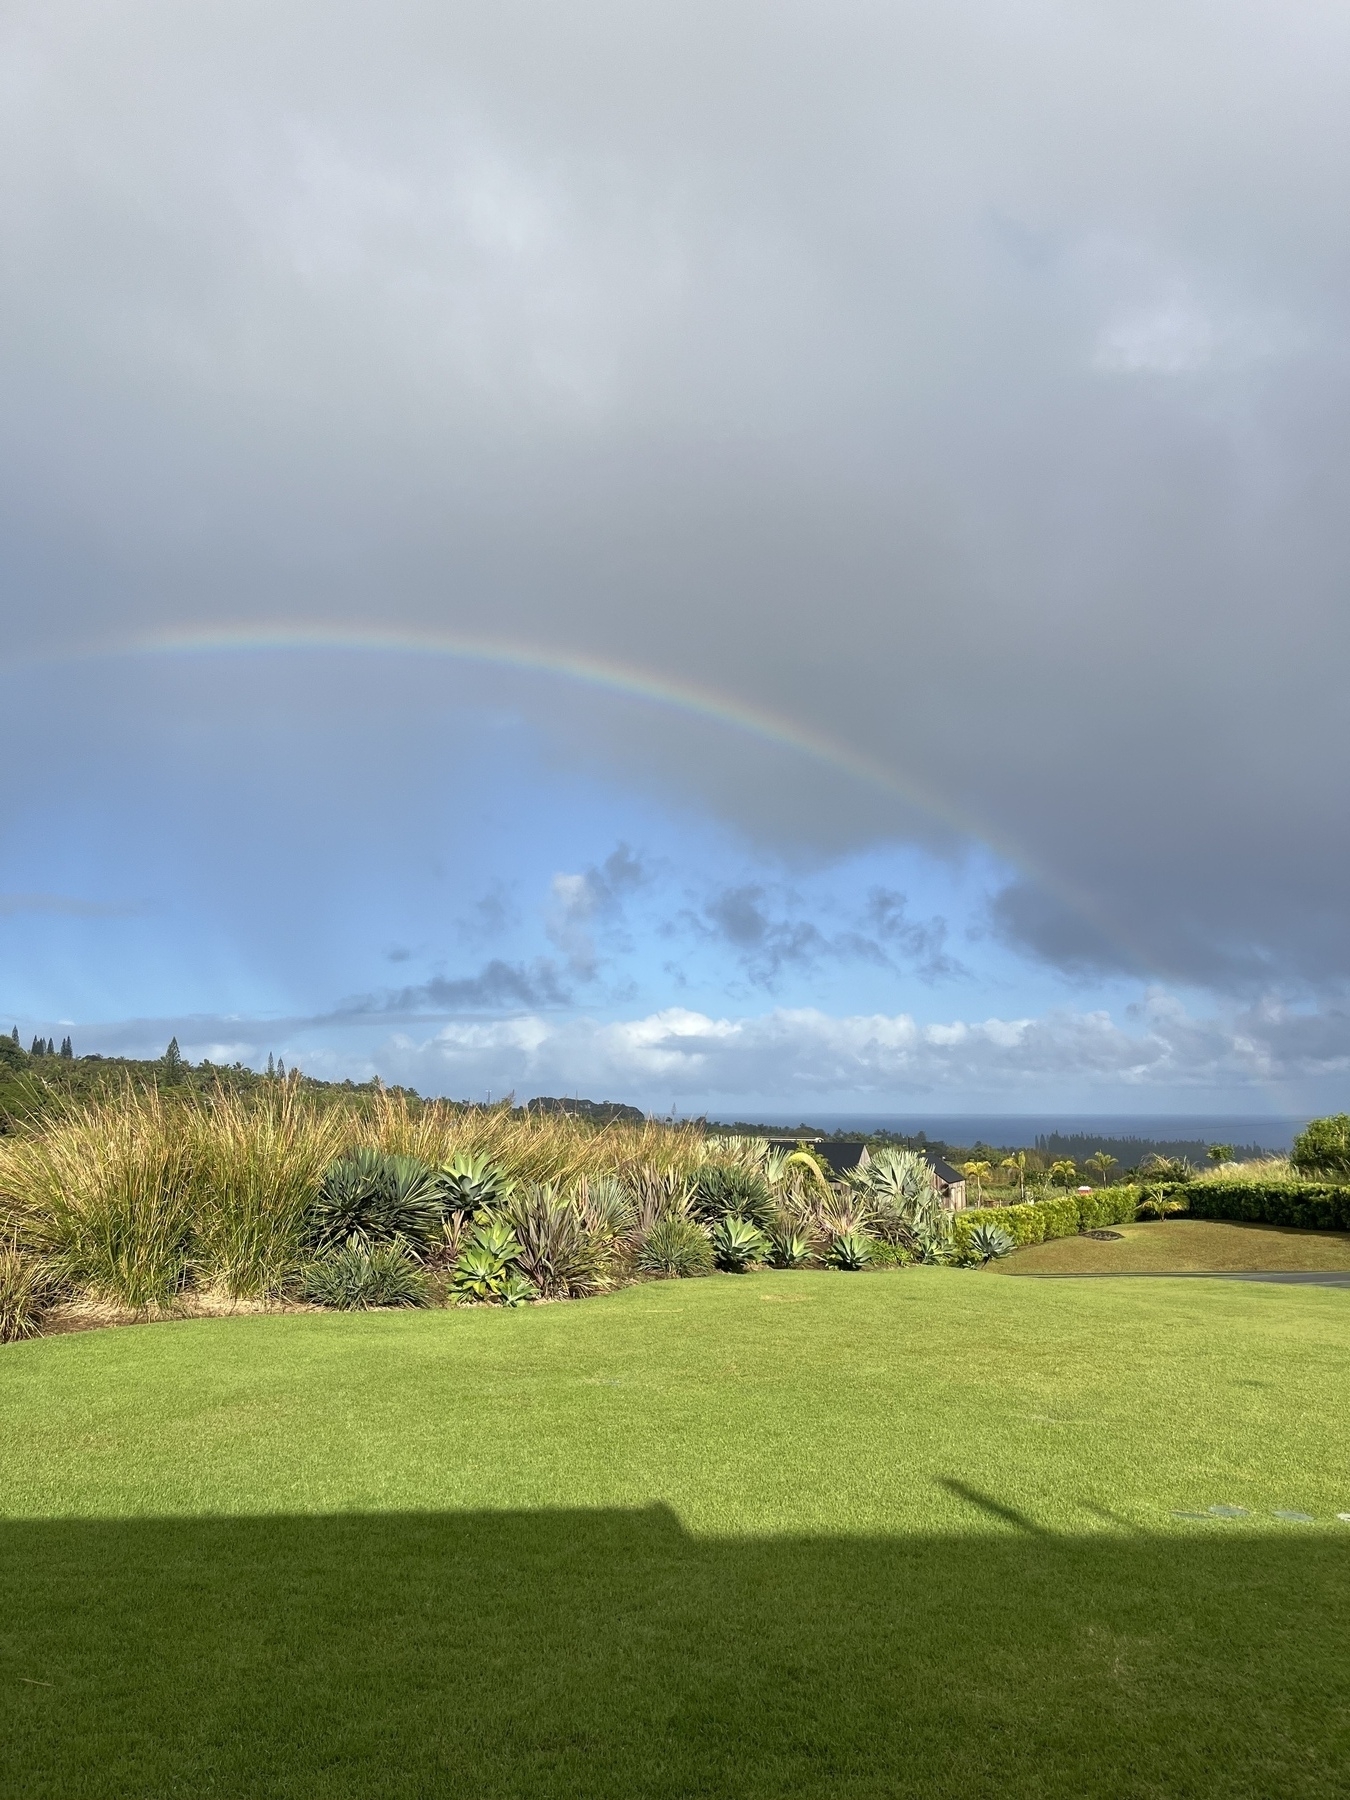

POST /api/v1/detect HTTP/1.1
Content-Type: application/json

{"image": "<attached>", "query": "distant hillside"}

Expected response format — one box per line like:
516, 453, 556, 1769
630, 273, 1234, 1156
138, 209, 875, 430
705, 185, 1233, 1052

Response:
1034, 1131, 1276, 1169
526, 1096, 649, 1126
0, 1033, 421, 1132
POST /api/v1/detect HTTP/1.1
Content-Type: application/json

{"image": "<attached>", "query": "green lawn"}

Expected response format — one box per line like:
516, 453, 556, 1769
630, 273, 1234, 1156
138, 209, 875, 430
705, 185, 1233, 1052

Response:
1002, 1216, 1350, 1275
3, 1270, 1349, 1797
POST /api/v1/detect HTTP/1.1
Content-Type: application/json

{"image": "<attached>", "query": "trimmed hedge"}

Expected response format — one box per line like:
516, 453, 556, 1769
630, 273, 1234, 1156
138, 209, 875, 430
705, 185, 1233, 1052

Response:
950, 1186, 1138, 1260
1184, 1181, 1350, 1232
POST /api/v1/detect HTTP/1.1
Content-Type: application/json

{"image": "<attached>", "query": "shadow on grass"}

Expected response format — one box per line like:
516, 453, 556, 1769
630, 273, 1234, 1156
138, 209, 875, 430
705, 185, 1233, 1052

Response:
2, 1505, 1348, 1798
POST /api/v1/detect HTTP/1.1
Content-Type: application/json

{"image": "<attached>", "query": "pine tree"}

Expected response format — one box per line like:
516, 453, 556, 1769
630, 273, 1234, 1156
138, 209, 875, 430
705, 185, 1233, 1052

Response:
267, 1052, 275, 1078
9, 1026, 17, 1046
277, 1058, 286, 1080
45, 1037, 55, 1057
60, 1035, 73, 1058
31, 1035, 43, 1056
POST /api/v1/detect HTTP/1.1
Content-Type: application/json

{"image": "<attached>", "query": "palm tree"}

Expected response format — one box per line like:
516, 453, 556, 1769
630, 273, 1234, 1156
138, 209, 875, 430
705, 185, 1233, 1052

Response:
999, 1150, 1029, 1203
961, 1160, 992, 1204
1049, 1159, 1077, 1191
1086, 1151, 1117, 1188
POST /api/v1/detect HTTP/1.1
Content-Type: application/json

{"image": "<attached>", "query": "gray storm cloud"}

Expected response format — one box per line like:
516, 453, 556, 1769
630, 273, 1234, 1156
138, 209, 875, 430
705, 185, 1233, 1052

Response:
2, 1, 1348, 990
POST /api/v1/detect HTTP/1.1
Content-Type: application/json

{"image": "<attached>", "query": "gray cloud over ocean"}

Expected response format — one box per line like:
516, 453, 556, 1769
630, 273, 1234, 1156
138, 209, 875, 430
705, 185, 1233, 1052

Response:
3, 1, 1349, 1009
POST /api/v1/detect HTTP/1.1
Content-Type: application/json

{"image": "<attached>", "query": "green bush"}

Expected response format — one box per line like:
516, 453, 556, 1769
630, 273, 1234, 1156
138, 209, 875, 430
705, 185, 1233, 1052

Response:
710, 1214, 769, 1272
1290, 1115, 1350, 1176
637, 1217, 714, 1279
1184, 1181, 1350, 1231
866, 1238, 914, 1269
949, 1188, 1139, 1260
301, 1244, 429, 1309
307, 1150, 446, 1257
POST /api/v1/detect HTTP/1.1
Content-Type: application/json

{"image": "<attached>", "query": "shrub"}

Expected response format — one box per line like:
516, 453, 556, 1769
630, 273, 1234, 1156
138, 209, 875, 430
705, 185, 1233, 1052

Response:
867, 1238, 914, 1268
692, 1164, 777, 1230
0, 1245, 51, 1341
848, 1147, 953, 1257
502, 1183, 610, 1298
1291, 1115, 1350, 1176
307, 1150, 446, 1257
1184, 1181, 1350, 1231
637, 1217, 714, 1279
824, 1230, 873, 1271
710, 1213, 769, 1272
301, 1244, 429, 1309
949, 1188, 1139, 1261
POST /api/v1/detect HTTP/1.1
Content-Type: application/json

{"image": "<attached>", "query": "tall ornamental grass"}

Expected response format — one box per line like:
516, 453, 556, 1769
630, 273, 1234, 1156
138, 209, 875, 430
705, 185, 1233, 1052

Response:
362, 1090, 710, 1188
0, 1086, 196, 1311
186, 1086, 347, 1297
0, 1240, 50, 1341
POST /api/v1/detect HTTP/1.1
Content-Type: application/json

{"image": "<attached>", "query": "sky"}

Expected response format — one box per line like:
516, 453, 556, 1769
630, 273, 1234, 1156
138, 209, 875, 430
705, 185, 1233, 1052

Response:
2, 0, 1349, 1119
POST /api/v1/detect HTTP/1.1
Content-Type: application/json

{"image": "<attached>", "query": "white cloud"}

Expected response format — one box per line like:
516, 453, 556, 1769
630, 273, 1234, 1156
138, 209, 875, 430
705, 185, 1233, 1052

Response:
303, 991, 1350, 1109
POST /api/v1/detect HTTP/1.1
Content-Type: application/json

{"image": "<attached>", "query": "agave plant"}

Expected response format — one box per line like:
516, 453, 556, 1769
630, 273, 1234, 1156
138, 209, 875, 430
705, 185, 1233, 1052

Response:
967, 1223, 1014, 1267
764, 1223, 814, 1269
636, 1216, 713, 1279
440, 1151, 514, 1213
494, 1271, 538, 1308
450, 1216, 525, 1302
710, 1213, 769, 1272
449, 1244, 509, 1301
307, 1149, 446, 1257
824, 1229, 873, 1271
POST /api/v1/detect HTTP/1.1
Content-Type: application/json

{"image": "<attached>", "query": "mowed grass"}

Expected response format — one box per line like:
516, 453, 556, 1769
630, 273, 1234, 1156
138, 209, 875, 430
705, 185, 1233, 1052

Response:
3, 1271, 1349, 1798
1003, 1217, 1350, 1275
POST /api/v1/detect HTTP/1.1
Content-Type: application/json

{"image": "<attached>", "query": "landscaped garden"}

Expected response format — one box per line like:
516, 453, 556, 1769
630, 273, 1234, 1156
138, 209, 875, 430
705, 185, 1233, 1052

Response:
4, 1088, 1350, 1795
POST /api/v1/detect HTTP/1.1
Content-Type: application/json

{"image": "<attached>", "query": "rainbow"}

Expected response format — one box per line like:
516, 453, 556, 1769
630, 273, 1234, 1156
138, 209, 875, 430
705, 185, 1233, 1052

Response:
122, 620, 959, 818
10, 618, 1141, 973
